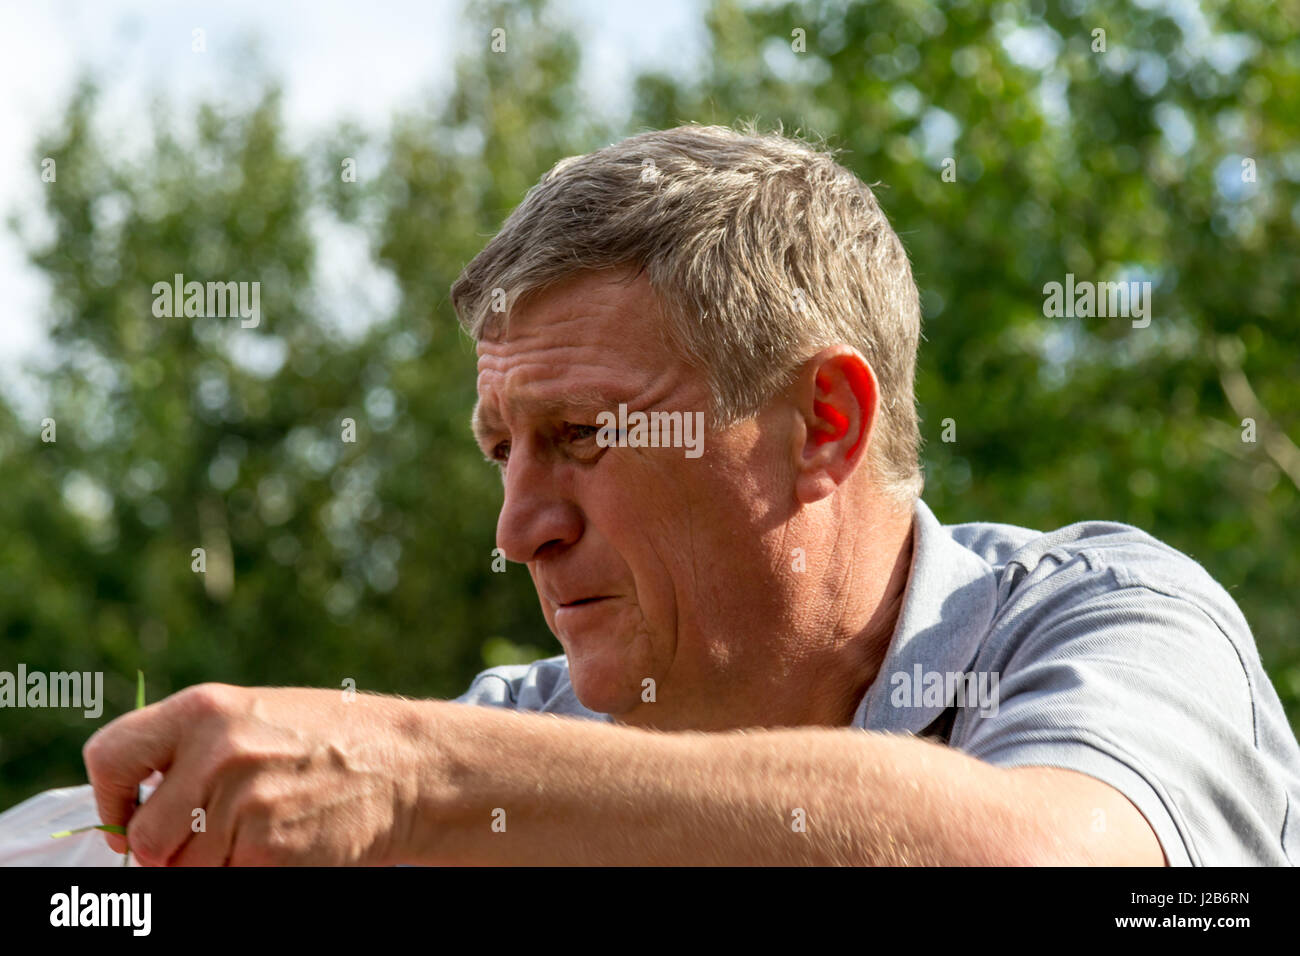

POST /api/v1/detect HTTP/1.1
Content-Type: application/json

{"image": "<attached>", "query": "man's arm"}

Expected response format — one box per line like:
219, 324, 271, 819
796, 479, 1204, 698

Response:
412, 701, 1164, 866
84, 683, 1164, 866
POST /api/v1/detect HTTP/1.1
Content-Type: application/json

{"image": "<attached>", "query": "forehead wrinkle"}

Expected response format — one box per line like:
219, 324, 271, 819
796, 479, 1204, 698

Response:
475, 298, 616, 356
471, 274, 689, 445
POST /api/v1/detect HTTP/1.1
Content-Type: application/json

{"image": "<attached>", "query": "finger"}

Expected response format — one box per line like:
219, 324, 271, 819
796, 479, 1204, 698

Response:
228, 817, 276, 867
105, 770, 168, 858
224, 818, 244, 866
167, 772, 240, 867
166, 820, 228, 866
124, 748, 214, 867
82, 703, 183, 854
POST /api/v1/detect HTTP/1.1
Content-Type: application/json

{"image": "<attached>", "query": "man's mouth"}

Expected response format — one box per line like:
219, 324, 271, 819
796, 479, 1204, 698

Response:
553, 596, 615, 632
559, 596, 610, 608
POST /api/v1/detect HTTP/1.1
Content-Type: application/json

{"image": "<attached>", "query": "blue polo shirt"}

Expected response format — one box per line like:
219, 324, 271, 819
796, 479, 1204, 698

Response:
455, 498, 1300, 866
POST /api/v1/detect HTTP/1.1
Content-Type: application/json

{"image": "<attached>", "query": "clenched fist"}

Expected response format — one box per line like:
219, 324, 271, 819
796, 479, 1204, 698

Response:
82, 683, 449, 866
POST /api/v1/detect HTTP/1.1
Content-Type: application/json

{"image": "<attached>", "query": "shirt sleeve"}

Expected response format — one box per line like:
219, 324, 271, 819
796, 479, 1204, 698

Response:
452, 656, 608, 720
952, 566, 1292, 866
453, 665, 530, 708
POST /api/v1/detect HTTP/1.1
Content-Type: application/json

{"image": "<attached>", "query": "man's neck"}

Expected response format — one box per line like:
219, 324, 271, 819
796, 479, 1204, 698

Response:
726, 507, 917, 729
830, 518, 915, 725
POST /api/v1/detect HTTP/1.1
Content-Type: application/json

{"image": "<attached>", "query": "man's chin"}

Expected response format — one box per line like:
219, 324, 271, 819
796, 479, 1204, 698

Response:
564, 652, 645, 717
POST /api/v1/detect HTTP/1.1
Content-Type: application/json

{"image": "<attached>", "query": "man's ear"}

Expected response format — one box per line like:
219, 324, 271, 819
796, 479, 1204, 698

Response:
791, 346, 880, 504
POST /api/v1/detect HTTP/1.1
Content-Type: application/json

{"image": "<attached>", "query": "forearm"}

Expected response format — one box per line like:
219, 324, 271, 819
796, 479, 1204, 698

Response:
401, 702, 1058, 866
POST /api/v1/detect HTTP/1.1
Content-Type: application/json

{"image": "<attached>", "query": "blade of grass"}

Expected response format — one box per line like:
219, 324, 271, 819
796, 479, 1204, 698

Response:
51, 670, 146, 865
125, 670, 145, 866
52, 823, 127, 838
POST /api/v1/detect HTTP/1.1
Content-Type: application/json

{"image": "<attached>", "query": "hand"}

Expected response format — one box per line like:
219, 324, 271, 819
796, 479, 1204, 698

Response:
82, 683, 432, 866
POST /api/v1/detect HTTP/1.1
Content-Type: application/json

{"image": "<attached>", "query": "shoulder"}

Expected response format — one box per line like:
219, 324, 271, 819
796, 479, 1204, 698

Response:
942, 513, 1300, 865
959, 514, 1259, 731
952, 513, 1227, 601
453, 654, 609, 720
964, 515, 1256, 668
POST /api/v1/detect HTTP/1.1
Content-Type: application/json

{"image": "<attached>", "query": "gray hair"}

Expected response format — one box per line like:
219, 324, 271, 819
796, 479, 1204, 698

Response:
451, 123, 923, 504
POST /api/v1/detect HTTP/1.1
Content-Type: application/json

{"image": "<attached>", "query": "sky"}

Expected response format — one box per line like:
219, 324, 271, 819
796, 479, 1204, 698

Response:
0, 0, 706, 416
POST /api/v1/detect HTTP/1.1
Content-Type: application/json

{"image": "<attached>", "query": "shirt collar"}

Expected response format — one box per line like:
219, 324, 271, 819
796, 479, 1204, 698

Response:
852, 497, 999, 733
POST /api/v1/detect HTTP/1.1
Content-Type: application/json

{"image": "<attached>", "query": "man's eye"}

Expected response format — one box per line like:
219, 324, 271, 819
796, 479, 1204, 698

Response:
490, 441, 510, 464
565, 424, 605, 460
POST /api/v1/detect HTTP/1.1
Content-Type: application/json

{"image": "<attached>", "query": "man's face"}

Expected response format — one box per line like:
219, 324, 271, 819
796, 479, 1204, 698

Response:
472, 269, 801, 727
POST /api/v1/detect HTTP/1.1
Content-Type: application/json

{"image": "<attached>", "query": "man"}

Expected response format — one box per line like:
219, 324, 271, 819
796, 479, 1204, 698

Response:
84, 125, 1300, 866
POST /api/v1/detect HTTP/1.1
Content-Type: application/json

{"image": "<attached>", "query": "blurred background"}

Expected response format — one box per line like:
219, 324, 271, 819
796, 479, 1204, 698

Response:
1, 0, 1297, 810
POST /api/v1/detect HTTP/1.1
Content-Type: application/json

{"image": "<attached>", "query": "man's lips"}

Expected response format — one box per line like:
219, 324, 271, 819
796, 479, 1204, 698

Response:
553, 596, 615, 633
556, 596, 611, 608
551, 595, 617, 625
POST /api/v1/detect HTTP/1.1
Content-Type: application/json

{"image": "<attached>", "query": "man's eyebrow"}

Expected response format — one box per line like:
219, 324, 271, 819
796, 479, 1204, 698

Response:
470, 404, 497, 448
470, 386, 626, 446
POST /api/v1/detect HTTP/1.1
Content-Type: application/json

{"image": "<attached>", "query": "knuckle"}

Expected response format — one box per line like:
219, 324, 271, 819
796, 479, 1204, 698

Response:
81, 731, 108, 772
206, 733, 245, 772
237, 779, 280, 819
207, 732, 265, 777
179, 681, 233, 717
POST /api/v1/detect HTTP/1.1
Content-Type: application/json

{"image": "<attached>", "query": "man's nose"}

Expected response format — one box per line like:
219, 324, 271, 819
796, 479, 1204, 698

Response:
495, 446, 581, 563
